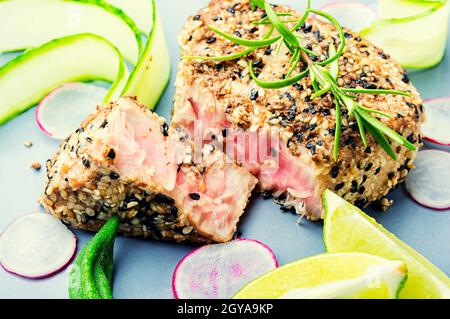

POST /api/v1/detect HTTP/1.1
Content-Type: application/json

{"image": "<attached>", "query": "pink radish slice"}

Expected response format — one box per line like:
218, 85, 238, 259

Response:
172, 239, 278, 299
405, 150, 450, 210
36, 83, 108, 140
317, 1, 378, 32
0, 213, 77, 279
422, 98, 450, 146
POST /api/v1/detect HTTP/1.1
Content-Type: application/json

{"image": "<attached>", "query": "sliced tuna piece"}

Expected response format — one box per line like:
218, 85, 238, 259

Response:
40, 97, 257, 243
173, 0, 424, 219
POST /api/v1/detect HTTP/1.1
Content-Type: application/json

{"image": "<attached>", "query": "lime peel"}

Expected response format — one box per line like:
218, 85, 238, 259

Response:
323, 190, 450, 299
233, 252, 407, 299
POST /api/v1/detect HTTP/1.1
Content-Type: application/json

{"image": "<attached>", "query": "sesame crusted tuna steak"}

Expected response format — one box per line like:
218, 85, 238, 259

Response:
173, 0, 424, 219
40, 97, 257, 243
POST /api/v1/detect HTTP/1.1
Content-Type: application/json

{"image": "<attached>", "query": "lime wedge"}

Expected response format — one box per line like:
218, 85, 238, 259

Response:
233, 253, 407, 299
361, 0, 450, 69
323, 190, 450, 299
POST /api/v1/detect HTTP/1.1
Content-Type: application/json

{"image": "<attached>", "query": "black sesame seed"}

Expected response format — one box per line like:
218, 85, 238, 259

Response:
170, 206, 178, 215
344, 32, 353, 39
335, 182, 345, 191
365, 163, 373, 171
349, 123, 359, 132
250, 89, 259, 101
107, 149, 116, 160
214, 63, 224, 71
193, 15, 201, 21
375, 167, 381, 175
261, 191, 272, 200
154, 193, 175, 205
249, 27, 259, 33
222, 128, 228, 137
388, 172, 395, 179
206, 36, 217, 44
295, 132, 304, 142
261, 12, 267, 19
277, 193, 286, 201
292, 83, 302, 90
309, 54, 319, 62
265, 48, 273, 55
379, 52, 388, 59
321, 108, 331, 116
401, 73, 410, 83
100, 120, 108, 129
308, 106, 318, 115
351, 181, 358, 193
161, 122, 169, 137
362, 175, 368, 183
330, 166, 340, 178
306, 141, 314, 149
365, 82, 378, 90
233, 231, 243, 240
109, 172, 120, 180
328, 128, 336, 136
252, 59, 264, 68
288, 105, 297, 120
312, 30, 322, 40
280, 205, 294, 213
365, 146, 372, 154
406, 133, 416, 144
233, 30, 242, 37
213, 16, 223, 21
301, 23, 312, 33
82, 157, 90, 168
355, 197, 367, 208
227, 8, 236, 14
189, 193, 201, 200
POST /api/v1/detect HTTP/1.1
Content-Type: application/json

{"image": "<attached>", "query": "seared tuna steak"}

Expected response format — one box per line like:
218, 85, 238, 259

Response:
41, 97, 257, 243
173, 0, 424, 219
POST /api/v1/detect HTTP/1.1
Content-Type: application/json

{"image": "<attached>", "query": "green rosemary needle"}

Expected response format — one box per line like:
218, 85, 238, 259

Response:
183, 0, 417, 160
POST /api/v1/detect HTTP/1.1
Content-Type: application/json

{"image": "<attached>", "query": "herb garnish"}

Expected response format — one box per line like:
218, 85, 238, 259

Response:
183, 0, 417, 160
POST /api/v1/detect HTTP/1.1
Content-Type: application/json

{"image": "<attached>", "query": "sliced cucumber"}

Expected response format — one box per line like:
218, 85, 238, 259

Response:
361, 0, 449, 69
0, 0, 142, 64
0, 33, 128, 125
122, 0, 171, 109
105, 0, 153, 34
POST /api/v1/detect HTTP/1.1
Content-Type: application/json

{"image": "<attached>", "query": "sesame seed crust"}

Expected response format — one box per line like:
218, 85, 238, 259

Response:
40, 98, 213, 244
175, 0, 424, 212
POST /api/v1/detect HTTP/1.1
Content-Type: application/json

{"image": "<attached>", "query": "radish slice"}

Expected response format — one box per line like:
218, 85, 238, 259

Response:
405, 150, 450, 210
422, 98, 450, 146
172, 239, 278, 299
318, 1, 378, 32
0, 213, 77, 279
36, 83, 108, 140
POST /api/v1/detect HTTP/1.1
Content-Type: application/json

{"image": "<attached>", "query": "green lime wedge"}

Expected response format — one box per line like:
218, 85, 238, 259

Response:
361, 0, 449, 69
233, 252, 407, 299
323, 190, 450, 299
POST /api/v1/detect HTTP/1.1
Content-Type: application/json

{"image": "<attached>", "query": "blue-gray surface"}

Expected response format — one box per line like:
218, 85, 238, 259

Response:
0, 0, 448, 299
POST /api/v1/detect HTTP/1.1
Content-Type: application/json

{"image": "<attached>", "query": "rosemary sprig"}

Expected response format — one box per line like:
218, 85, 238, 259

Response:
183, 0, 417, 160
